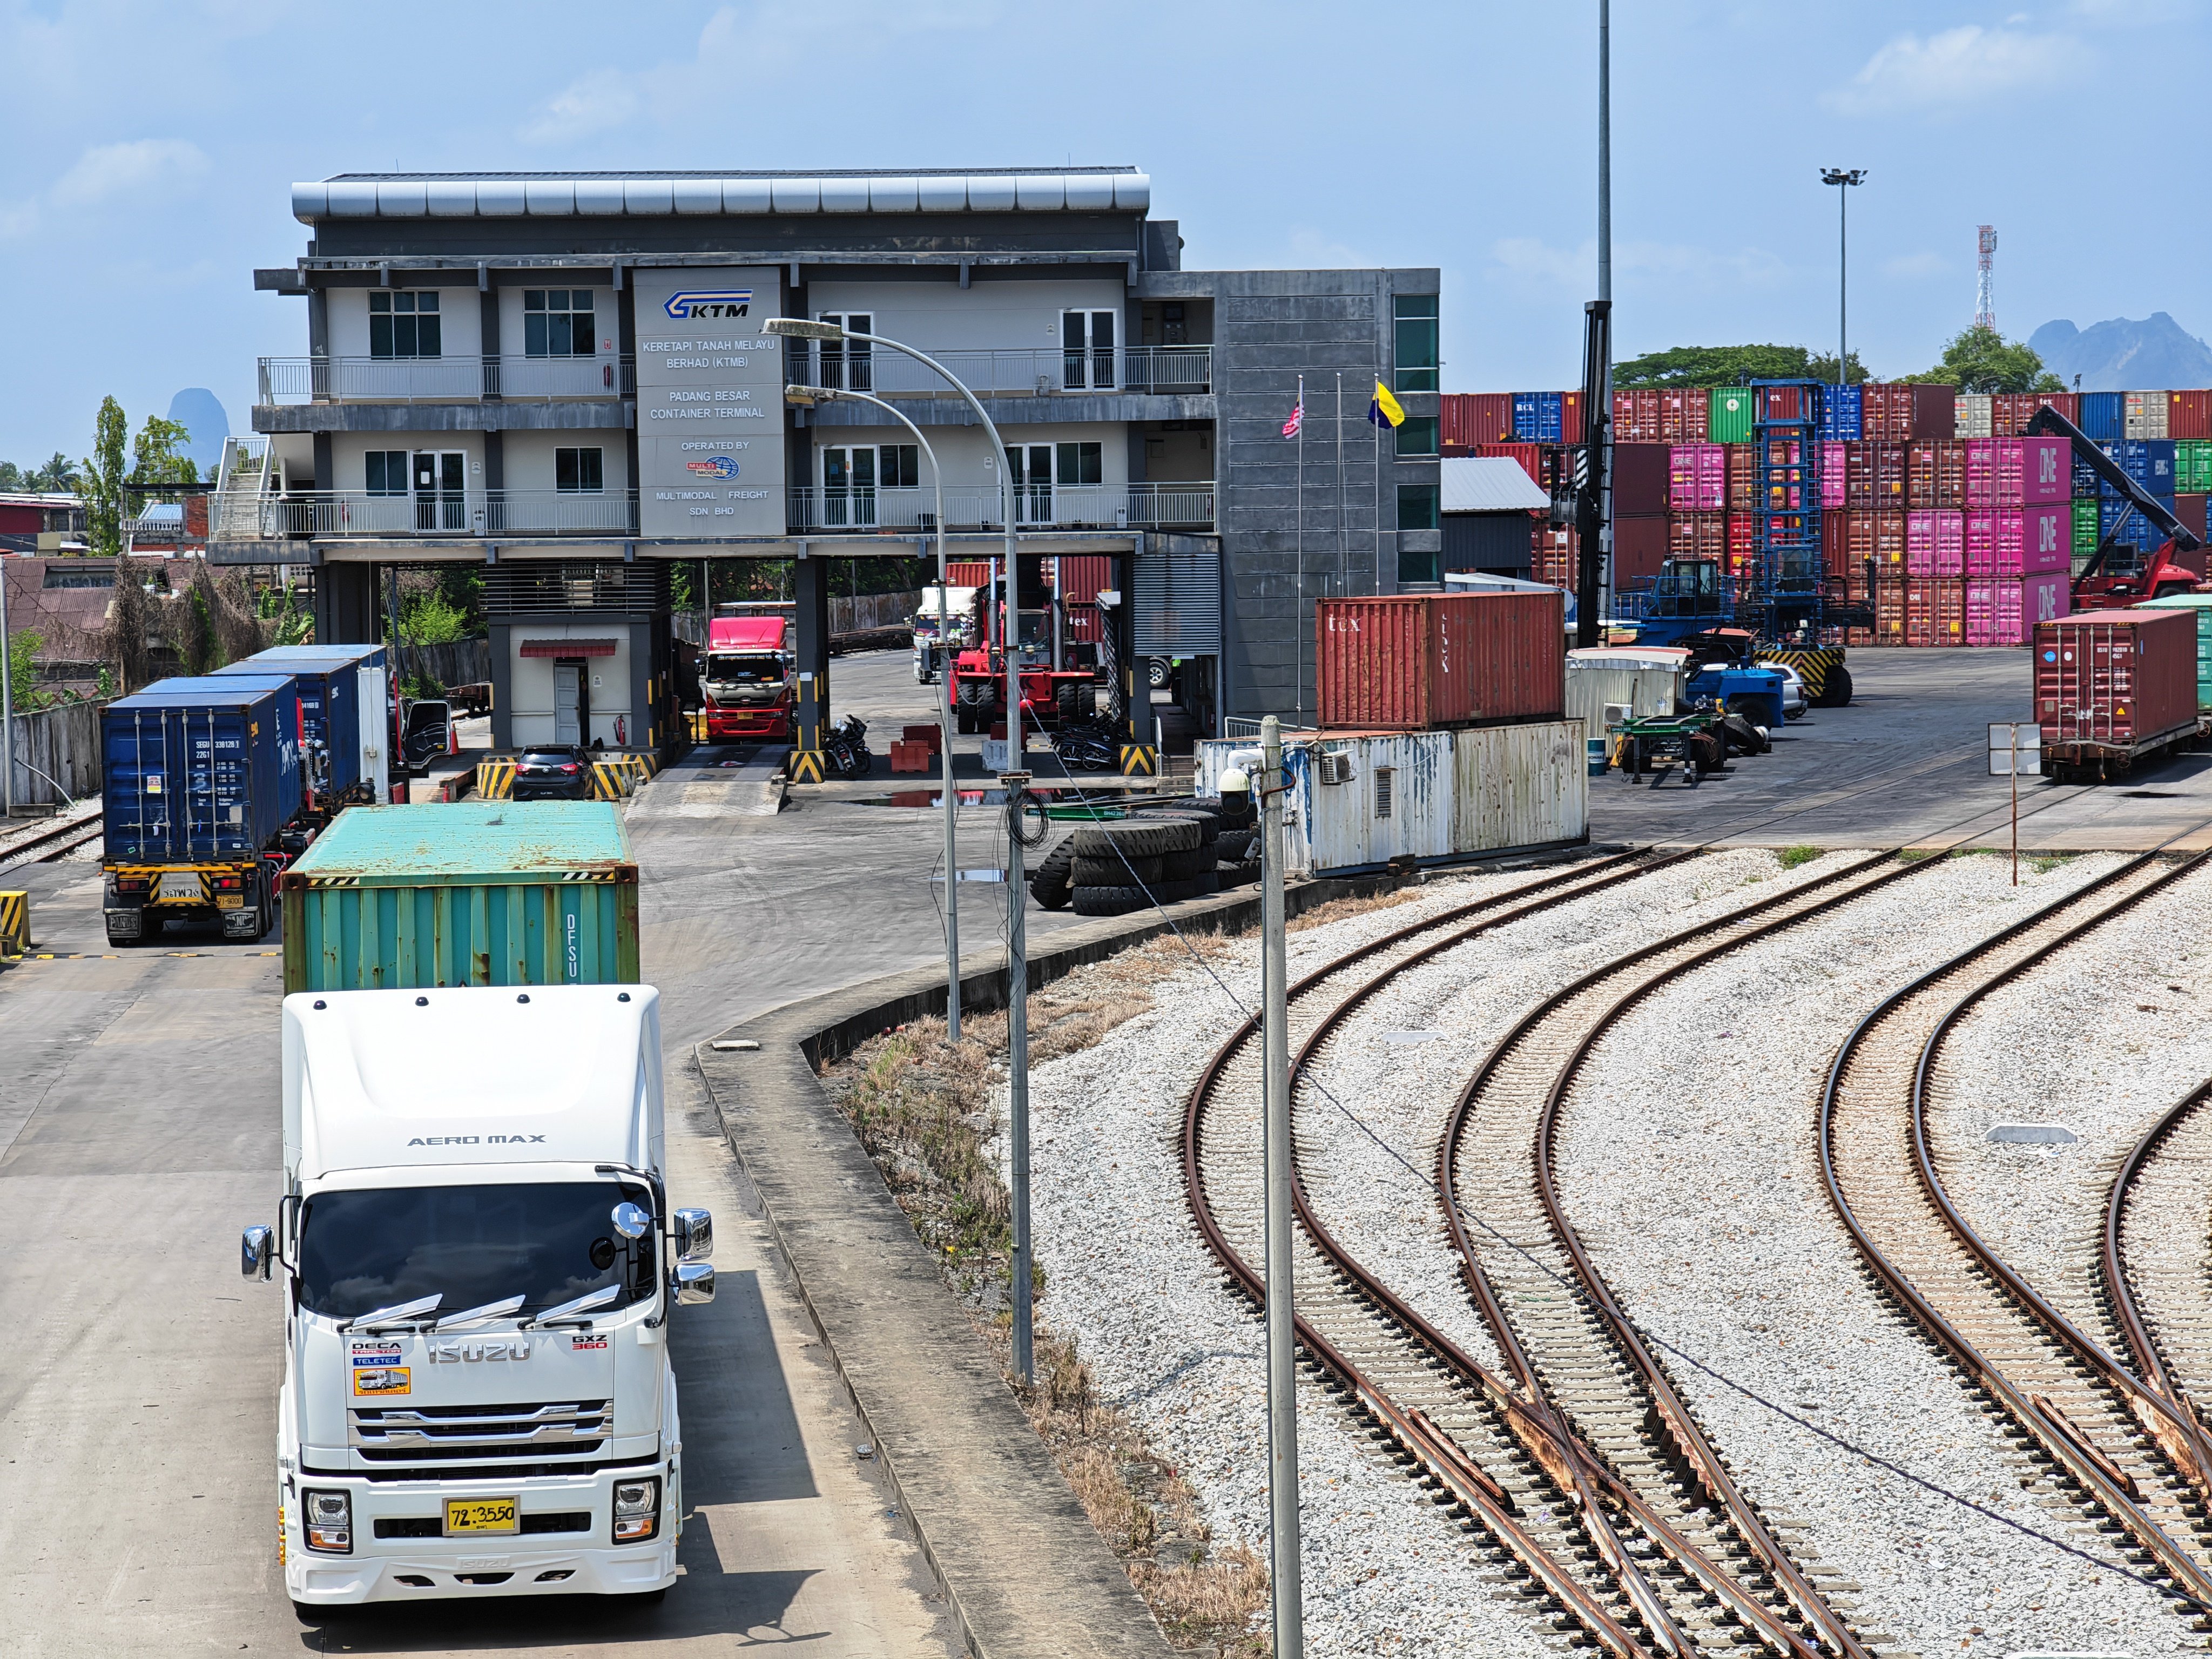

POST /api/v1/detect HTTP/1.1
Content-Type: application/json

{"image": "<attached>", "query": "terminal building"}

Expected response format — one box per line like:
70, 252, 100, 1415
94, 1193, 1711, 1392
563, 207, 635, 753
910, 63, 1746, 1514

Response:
214, 167, 1440, 755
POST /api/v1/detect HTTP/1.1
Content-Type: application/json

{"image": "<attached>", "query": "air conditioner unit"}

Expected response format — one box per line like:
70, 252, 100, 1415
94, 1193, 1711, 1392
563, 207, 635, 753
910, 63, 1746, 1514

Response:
1317, 751, 1355, 786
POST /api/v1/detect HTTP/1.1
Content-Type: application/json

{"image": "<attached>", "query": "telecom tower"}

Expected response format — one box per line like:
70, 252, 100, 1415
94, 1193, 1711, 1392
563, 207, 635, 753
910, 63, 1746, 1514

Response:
1976, 225, 1997, 332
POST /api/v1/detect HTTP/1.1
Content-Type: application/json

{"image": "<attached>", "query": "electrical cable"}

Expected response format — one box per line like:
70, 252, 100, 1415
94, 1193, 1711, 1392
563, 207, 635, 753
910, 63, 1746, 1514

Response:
1015, 753, 2212, 1605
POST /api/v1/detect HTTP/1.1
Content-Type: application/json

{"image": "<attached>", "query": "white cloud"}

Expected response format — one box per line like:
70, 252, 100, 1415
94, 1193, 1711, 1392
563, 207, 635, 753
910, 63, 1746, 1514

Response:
519, 71, 643, 145
1882, 252, 1949, 280
51, 138, 208, 207
1824, 26, 2076, 115
1492, 237, 1788, 291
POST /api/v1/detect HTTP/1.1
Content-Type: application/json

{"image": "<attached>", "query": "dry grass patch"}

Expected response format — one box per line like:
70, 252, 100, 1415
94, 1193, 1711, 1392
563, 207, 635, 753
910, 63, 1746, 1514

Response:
822, 931, 1265, 1655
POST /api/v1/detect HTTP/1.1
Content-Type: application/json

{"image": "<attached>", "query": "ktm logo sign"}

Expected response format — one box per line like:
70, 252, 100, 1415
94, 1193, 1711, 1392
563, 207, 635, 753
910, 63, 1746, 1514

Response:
663, 289, 752, 319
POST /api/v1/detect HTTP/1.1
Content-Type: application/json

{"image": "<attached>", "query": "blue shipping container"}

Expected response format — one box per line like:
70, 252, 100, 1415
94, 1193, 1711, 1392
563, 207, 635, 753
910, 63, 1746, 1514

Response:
2099, 497, 2169, 548
103, 684, 304, 866
2079, 392, 2126, 442
1817, 385, 1863, 441
1512, 391, 1564, 443
212, 656, 365, 796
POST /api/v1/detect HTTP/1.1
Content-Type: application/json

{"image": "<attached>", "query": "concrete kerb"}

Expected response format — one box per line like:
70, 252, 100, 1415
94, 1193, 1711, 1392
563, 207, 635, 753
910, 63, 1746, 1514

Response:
690, 847, 1606, 1659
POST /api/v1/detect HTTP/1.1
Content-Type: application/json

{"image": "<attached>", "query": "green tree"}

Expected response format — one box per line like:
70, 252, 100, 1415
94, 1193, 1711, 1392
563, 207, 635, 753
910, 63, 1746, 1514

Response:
83, 397, 128, 557
25, 452, 80, 491
0, 462, 21, 490
1903, 325, 2063, 394
397, 591, 469, 646
5, 628, 52, 712
129, 415, 198, 498
1615, 344, 1869, 388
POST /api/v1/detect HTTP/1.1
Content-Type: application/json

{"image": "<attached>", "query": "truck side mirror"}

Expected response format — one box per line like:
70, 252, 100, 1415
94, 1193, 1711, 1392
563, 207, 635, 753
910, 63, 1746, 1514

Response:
241, 1224, 274, 1280
673, 1263, 716, 1306
672, 1208, 713, 1263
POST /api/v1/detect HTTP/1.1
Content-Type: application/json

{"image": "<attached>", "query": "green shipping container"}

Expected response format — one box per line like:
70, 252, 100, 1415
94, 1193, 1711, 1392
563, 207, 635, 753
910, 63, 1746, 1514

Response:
2072, 498, 2101, 557
2134, 595, 2212, 712
2178, 440, 2212, 494
1709, 388, 1754, 444
281, 801, 640, 993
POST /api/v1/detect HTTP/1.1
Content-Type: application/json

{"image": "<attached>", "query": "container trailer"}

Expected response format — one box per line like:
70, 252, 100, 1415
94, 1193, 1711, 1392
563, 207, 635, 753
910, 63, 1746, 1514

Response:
2034, 609, 2201, 780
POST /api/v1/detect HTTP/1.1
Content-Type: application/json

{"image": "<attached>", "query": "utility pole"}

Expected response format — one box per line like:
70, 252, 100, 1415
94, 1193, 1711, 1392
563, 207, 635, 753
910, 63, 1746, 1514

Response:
1822, 169, 1867, 385
1596, 0, 1615, 633
1, 559, 15, 820
1259, 713, 1304, 1659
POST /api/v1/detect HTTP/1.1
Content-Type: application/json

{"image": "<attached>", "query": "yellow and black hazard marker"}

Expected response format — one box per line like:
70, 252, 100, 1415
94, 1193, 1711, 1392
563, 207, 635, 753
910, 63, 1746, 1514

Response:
1758, 645, 1846, 703
788, 749, 827, 785
1118, 744, 1158, 777
0, 891, 28, 960
476, 759, 517, 800
589, 759, 633, 801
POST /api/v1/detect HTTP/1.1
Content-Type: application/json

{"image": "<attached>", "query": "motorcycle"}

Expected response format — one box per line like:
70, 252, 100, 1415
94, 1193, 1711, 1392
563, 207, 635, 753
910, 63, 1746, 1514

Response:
1049, 717, 1119, 773
825, 714, 874, 778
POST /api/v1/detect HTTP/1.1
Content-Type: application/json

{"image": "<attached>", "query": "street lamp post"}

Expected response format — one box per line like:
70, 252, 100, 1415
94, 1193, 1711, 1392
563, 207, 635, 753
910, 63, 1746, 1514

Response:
785, 380, 960, 1043
1820, 169, 1867, 388
765, 316, 1037, 1385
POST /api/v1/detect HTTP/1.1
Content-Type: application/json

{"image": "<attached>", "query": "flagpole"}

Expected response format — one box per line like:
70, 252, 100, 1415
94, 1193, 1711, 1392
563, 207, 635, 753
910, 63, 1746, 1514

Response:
1295, 373, 1305, 716
1335, 374, 1346, 597
1373, 395, 1383, 592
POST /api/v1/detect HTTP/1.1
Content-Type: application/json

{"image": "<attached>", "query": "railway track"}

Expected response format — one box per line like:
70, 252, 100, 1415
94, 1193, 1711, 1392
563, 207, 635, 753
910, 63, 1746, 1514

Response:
2107, 1080, 2212, 1500
1186, 848, 1882, 1655
1823, 848, 2212, 1617
0, 811, 102, 870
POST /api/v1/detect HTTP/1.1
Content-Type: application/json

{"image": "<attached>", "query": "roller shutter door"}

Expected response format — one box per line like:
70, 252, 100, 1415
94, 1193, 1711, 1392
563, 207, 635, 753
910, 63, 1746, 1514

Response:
1132, 542, 1221, 655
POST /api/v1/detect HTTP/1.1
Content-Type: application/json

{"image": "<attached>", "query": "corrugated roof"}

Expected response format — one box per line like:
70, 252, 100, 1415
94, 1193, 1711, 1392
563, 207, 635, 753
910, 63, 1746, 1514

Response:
1441, 457, 1548, 514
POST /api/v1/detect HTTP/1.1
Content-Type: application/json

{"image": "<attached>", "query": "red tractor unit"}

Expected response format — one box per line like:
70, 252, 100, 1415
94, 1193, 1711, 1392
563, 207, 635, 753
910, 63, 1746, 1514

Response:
948, 587, 1100, 734
700, 607, 795, 741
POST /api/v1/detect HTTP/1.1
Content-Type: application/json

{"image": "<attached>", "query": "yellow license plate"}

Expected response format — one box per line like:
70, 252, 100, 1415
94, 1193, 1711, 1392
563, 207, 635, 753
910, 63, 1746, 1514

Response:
443, 1498, 519, 1535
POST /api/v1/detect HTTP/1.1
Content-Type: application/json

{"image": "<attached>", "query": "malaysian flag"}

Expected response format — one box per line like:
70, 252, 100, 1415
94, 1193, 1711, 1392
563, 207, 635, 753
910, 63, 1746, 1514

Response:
1282, 390, 1304, 440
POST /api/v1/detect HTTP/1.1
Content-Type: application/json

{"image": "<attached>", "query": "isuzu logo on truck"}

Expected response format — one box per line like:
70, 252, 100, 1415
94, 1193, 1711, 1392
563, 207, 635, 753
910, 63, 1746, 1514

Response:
429, 1339, 531, 1364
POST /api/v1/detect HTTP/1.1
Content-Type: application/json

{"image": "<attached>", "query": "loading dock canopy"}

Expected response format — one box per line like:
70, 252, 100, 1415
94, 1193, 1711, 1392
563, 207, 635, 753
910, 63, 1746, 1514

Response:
1441, 456, 1549, 513
519, 639, 618, 658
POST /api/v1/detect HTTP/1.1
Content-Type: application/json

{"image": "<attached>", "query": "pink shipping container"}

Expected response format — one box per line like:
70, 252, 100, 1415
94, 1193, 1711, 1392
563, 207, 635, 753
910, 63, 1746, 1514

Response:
1821, 442, 1847, 508
1965, 574, 2069, 646
1667, 442, 1726, 511
1965, 437, 2073, 508
1316, 592, 1565, 732
1907, 509, 1965, 577
1965, 507, 2068, 577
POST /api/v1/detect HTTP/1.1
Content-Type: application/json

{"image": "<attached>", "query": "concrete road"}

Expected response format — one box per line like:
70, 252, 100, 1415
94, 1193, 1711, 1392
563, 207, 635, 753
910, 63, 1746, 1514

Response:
1588, 646, 2212, 852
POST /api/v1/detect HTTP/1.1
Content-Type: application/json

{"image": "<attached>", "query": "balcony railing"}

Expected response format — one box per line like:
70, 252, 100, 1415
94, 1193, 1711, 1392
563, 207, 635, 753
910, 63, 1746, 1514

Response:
225, 489, 640, 538
257, 356, 636, 404
785, 481, 1213, 534
791, 343, 1212, 400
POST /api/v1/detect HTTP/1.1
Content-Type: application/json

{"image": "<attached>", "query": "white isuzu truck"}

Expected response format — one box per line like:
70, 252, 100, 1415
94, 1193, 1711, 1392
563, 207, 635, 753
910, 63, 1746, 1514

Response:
241, 983, 713, 1611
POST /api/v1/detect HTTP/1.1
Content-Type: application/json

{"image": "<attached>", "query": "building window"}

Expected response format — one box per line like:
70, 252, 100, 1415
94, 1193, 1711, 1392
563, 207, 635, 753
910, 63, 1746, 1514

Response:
1397, 545, 1441, 585
1393, 294, 1438, 393
524, 290, 596, 358
1395, 416, 1439, 458
1397, 483, 1440, 531
880, 444, 920, 489
368, 291, 441, 359
815, 313, 873, 390
365, 451, 408, 495
1062, 309, 1117, 389
556, 448, 604, 493
1055, 442, 1104, 486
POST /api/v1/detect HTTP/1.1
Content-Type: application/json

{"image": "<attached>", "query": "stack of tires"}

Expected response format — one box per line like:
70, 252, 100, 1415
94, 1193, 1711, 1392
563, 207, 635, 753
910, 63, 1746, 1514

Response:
1029, 805, 1233, 916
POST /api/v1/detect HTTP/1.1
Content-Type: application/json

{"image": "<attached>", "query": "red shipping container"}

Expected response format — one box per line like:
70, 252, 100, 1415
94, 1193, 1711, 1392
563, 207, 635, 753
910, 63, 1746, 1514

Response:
1846, 442, 1907, 510
1965, 437, 2071, 507
1873, 577, 1906, 643
2172, 392, 2212, 442
2028, 392, 2080, 427
1907, 510, 1965, 577
1614, 516, 1667, 586
1725, 443, 1757, 512
1659, 387, 1710, 443
1908, 440, 1966, 509
2035, 610, 2198, 753
1562, 389, 1584, 444
1863, 382, 1957, 443
946, 561, 994, 586
1905, 578, 1965, 646
1845, 510, 1907, 576
1474, 443, 1546, 489
1965, 574, 2068, 646
1448, 393, 1516, 446
1611, 443, 1670, 516
1822, 510, 1851, 579
2175, 493, 2209, 543
1988, 393, 2034, 437
1725, 512, 1756, 578
1613, 389, 1663, 443
1667, 510, 1727, 561
1316, 593, 1564, 731
1755, 385, 1804, 422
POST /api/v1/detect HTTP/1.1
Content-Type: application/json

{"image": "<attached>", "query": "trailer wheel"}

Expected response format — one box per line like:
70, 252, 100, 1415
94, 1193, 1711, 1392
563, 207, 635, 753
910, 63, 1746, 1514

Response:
1814, 666, 1854, 708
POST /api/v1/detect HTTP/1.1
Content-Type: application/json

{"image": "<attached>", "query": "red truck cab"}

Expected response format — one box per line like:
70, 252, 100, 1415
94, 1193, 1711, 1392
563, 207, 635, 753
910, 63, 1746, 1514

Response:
702, 612, 795, 741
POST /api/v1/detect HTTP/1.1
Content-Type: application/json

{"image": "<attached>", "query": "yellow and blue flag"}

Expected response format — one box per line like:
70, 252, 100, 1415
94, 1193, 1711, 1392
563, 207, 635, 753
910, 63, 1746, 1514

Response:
1368, 380, 1405, 429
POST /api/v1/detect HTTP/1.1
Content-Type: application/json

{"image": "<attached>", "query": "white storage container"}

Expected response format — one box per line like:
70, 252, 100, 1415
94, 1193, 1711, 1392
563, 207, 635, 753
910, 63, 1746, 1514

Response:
1195, 720, 1587, 878
1955, 394, 1994, 439
2126, 390, 2170, 440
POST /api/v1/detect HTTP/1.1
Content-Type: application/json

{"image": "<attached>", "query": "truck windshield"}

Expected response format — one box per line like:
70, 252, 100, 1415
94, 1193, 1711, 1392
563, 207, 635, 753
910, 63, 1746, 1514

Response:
704, 653, 784, 684
295, 1182, 656, 1320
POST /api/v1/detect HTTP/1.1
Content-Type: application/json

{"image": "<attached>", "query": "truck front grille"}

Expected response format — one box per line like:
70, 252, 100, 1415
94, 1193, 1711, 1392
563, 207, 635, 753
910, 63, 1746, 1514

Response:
350, 1401, 611, 1464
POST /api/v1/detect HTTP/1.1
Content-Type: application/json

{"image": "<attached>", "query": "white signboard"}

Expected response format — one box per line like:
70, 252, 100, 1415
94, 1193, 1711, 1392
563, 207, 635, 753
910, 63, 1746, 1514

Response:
632, 267, 786, 539
1988, 722, 2042, 776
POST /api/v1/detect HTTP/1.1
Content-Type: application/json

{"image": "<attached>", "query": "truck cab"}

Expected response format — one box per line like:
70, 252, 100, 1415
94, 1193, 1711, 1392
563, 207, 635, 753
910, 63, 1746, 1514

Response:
244, 984, 712, 1611
701, 611, 795, 741
912, 584, 981, 684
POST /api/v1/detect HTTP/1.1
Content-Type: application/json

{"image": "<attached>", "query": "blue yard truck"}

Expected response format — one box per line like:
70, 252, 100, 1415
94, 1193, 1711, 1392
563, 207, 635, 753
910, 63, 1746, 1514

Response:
101, 679, 305, 947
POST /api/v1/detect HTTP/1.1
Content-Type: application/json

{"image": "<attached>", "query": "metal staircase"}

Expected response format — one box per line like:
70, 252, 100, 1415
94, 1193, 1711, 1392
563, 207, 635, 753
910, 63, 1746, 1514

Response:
211, 436, 274, 542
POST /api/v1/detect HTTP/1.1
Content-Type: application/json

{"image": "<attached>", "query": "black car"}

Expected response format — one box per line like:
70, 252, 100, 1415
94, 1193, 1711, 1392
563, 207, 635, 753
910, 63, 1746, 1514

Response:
510, 746, 594, 801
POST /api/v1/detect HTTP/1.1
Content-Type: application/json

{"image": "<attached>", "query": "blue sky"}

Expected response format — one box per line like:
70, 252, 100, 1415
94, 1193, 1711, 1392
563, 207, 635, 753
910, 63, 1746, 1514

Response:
2, 0, 2206, 464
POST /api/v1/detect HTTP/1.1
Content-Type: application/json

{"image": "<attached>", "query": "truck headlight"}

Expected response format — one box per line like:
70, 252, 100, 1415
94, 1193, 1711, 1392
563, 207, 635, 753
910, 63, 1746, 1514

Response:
303, 1489, 351, 1554
612, 1477, 660, 1543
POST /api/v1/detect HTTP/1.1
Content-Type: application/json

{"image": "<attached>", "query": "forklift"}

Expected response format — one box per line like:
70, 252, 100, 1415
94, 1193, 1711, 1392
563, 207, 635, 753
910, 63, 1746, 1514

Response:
2025, 403, 2207, 609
